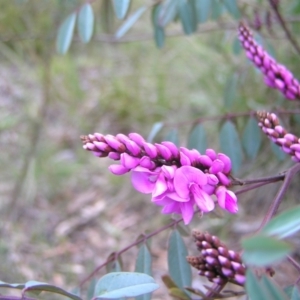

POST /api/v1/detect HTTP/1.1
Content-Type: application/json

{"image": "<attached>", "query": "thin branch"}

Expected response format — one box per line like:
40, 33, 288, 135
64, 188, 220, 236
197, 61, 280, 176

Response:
268, 0, 300, 56
232, 173, 285, 186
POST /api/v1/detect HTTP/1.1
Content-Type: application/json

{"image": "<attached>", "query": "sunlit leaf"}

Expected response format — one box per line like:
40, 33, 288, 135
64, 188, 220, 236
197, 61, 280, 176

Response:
152, 4, 165, 48
242, 117, 261, 160
168, 230, 191, 292
178, 0, 197, 35
164, 128, 179, 146
242, 235, 293, 266
219, 121, 243, 174
115, 6, 147, 39
23, 281, 82, 300
158, 0, 178, 27
223, 0, 240, 19
262, 206, 300, 239
78, 3, 94, 43
135, 244, 152, 300
223, 73, 238, 109
194, 0, 211, 23
56, 12, 76, 54
147, 122, 164, 142
94, 272, 159, 299
113, 0, 131, 19
245, 269, 271, 300
187, 123, 207, 154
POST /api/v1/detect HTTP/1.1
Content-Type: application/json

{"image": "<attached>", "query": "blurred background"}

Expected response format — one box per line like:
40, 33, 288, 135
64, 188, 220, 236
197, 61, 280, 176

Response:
1, 0, 300, 298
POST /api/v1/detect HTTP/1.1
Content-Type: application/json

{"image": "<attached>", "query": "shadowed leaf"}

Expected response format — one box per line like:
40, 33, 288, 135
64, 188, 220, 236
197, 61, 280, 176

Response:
78, 3, 94, 43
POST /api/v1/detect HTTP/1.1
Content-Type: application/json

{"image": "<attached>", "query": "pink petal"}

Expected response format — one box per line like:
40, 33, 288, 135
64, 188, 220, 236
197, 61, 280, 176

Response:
121, 153, 140, 169
216, 186, 238, 213
161, 202, 181, 214
209, 159, 224, 174
131, 168, 158, 193
192, 185, 215, 212
180, 202, 195, 224
109, 164, 129, 175
152, 173, 168, 197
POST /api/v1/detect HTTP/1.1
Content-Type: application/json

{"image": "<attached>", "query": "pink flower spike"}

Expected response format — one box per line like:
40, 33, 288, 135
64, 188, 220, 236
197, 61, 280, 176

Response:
93, 133, 105, 141
216, 186, 238, 213
94, 141, 111, 152
124, 140, 141, 156
143, 142, 158, 158
109, 164, 129, 175
121, 153, 140, 169
161, 141, 179, 158
198, 155, 213, 167
155, 143, 172, 160
217, 172, 231, 186
180, 151, 191, 166
105, 135, 125, 151
180, 147, 200, 164
128, 133, 145, 146
139, 156, 156, 169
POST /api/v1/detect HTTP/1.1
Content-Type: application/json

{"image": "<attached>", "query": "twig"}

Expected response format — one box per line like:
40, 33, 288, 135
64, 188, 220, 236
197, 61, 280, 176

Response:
232, 173, 285, 186
268, 0, 300, 56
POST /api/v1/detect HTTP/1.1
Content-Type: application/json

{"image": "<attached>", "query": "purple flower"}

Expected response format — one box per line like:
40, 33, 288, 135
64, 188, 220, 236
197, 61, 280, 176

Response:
215, 186, 238, 213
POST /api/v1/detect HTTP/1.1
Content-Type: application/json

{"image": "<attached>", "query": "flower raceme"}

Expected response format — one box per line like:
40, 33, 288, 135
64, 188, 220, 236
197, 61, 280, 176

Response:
81, 132, 238, 224
238, 22, 300, 100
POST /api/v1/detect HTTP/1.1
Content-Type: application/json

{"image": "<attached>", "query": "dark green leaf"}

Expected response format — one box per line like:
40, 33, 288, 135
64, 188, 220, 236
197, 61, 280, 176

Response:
168, 230, 192, 292
261, 276, 288, 300
78, 3, 94, 43
158, 0, 178, 27
245, 269, 271, 300
147, 122, 164, 143
113, 0, 131, 19
164, 128, 179, 146
222, 0, 240, 19
291, 286, 300, 300
94, 272, 159, 299
187, 123, 207, 154
23, 281, 82, 300
211, 0, 224, 20
135, 244, 152, 300
219, 121, 243, 174
242, 235, 293, 266
115, 6, 147, 39
242, 117, 261, 160
232, 36, 242, 55
178, 0, 197, 35
194, 0, 211, 23
270, 141, 287, 161
223, 73, 238, 109
262, 206, 300, 239
152, 4, 165, 48
56, 12, 76, 54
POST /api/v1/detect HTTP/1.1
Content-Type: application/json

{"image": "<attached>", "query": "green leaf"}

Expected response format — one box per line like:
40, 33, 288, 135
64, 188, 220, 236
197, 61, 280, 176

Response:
23, 281, 82, 300
242, 235, 293, 266
168, 230, 192, 292
222, 0, 240, 19
135, 244, 152, 300
223, 73, 238, 109
87, 278, 97, 300
194, 0, 211, 23
113, 0, 131, 19
56, 12, 77, 54
232, 36, 242, 55
147, 122, 164, 143
219, 121, 243, 174
158, 0, 178, 27
152, 4, 165, 48
187, 123, 207, 154
242, 117, 261, 160
262, 206, 300, 239
94, 272, 159, 299
0, 281, 25, 289
178, 0, 197, 35
164, 128, 179, 146
291, 286, 300, 300
270, 141, 287, 161
78, 3, 94, 43
245, 269, 272, 300
115, 6, 147, 39
261, 276, 288, 300
211, 0, 224, 20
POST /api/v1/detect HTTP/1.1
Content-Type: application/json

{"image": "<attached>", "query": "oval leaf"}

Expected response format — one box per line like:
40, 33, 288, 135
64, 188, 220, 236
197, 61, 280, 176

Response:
152, 4, 165, 48
223, 0, 240, 19
242, 235, 293, 266
147, 122, 164, 143
113, 0, 131, 19
23, 281, 82, 300
223, 73, 238, 109
187, 123, 207, 154
194, 0, 211, 23
211, 0, 224, 20
78, 3, 94, 43
135, 244, 152, 300
168, 230, 192, 292
219, 120, 243, 174
242, 117, 261, 160
178, 0, 197, 35
56, 12, 76, 54
115, 6, 147, 39
246, 269, 272, 300
261, 276, 288, 300
164, 128, 179, 146
262, 206, 300, 239
94, 272, 159, 299
158, 0, 178, 27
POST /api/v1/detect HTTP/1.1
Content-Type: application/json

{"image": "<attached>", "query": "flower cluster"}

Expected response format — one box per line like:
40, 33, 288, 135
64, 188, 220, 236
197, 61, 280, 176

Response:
187, 230, 246, 286
81, 132, 238, 224
257, 111, 300, 162
238, 22, 300, 100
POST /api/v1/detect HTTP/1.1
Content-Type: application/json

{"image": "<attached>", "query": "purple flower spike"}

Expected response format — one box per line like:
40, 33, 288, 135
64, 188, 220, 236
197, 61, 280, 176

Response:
105, 135, 126, 152
161, 141, 179, 158
155, 143, 172, 160
239, 22, 300, 100
108, 152, 120, 160
143, 142, 158, 159
209, 159, 225, 174
128, 132, 145, 146
217, 153, 232, 173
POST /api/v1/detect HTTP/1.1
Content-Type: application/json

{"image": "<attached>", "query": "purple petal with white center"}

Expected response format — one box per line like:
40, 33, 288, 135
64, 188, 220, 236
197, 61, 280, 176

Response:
161, 165, 176, 179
